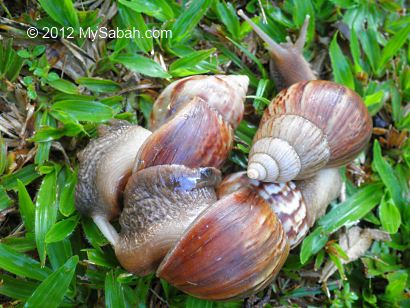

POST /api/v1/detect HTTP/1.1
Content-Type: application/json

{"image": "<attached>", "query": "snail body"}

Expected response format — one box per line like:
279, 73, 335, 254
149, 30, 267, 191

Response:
75, 121, 151, 244
116, 165, 221, 275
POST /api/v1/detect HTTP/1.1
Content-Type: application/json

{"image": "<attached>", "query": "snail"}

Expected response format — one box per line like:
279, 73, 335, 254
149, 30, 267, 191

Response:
75, 120, 151, 244
75, 74, 248, 243
246, 80, 372, 183
154, 169, 341, 301
74, 9, 373, 301
238, 10, 372, 183
216, 168, 342, 248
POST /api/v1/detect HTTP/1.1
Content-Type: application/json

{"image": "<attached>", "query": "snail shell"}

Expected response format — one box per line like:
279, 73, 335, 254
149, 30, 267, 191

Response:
135, 96, 234, 171
247, 80, 372, 182
216, 172, 308, 248
157, 187, 289, 300
216, 168, 342, 247
150, 75, 249, 130
115, 164, 221, 275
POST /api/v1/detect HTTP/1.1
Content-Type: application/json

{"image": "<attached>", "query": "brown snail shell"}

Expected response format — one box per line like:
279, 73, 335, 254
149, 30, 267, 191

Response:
150, 75, 249, 130
115, 164, 221, 275
216, 172, 308, 248
157, 187, 289, 300
217, 168, 342, 247
135, 96, 234, 171
247, 80, 372, 183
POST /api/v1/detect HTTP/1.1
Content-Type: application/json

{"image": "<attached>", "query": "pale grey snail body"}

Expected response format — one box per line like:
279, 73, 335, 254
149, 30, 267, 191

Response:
75, 10, 372, 301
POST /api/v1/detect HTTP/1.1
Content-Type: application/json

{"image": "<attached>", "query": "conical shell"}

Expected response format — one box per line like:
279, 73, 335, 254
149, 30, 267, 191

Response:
157, 188, 289, 300
217, 172, 309, 248
116, 165, 221, 275
248, 80, 372, 182
150, 75, 249, 130
135, 96, 234, 171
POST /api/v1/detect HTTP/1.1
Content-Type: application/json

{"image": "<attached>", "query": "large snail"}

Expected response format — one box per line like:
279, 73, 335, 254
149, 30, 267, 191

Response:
75, 11, 372, 301
246, 80, 372, 183
76, 74, 248, 245
237, 10, 372, 183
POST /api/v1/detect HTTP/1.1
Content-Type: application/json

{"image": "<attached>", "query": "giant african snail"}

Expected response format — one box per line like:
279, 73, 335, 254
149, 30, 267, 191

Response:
75, 10, 372, 301
75, 74, 249, 245
238, 10, 372, 183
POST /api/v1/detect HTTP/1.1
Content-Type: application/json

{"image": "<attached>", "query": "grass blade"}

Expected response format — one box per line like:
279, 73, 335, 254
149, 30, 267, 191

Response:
105, 270, 126, 308
111, 54, 171, 78
24, 256, 78, 308
318, 183, 384, 233
51, 100, 115, 123
329, 32, 355, 89
372, 140, 404, 207
171, 0, 212, 44
0, 243, 51, 281
0, 274, 39, 300
35, 170, 58, 266
17, 179, 35, 233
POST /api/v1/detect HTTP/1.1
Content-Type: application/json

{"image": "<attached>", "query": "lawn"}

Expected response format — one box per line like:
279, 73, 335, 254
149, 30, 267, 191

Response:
0, 0, 409, 307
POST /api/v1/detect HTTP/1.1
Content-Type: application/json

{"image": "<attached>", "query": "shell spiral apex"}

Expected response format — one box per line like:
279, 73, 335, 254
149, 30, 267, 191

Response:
150, 74, 249, 130
248, 80, 372, 182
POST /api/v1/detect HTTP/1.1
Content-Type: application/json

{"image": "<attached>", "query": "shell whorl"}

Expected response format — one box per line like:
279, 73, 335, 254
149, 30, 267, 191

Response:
216, 172, 309, 248
248, 80, 372, 182
157, 187, 289, 300
248, 115, 331, 182
150, 75, 249, 130
135, 96, 234, 172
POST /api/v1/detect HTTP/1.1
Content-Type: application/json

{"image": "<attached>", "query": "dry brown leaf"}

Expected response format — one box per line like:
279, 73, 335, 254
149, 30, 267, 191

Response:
320, 227, 391, 282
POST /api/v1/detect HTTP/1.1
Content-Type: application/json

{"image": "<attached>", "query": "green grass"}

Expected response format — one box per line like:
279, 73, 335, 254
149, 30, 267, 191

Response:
0, 0, 409, 306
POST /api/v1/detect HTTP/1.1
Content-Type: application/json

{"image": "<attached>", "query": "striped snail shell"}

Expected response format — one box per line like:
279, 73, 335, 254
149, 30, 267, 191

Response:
217, 168, 341, 248
157, 186, 289, 300
247, 80, 372, 183
150, 74, 248, 130
135, 75, 249, 171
